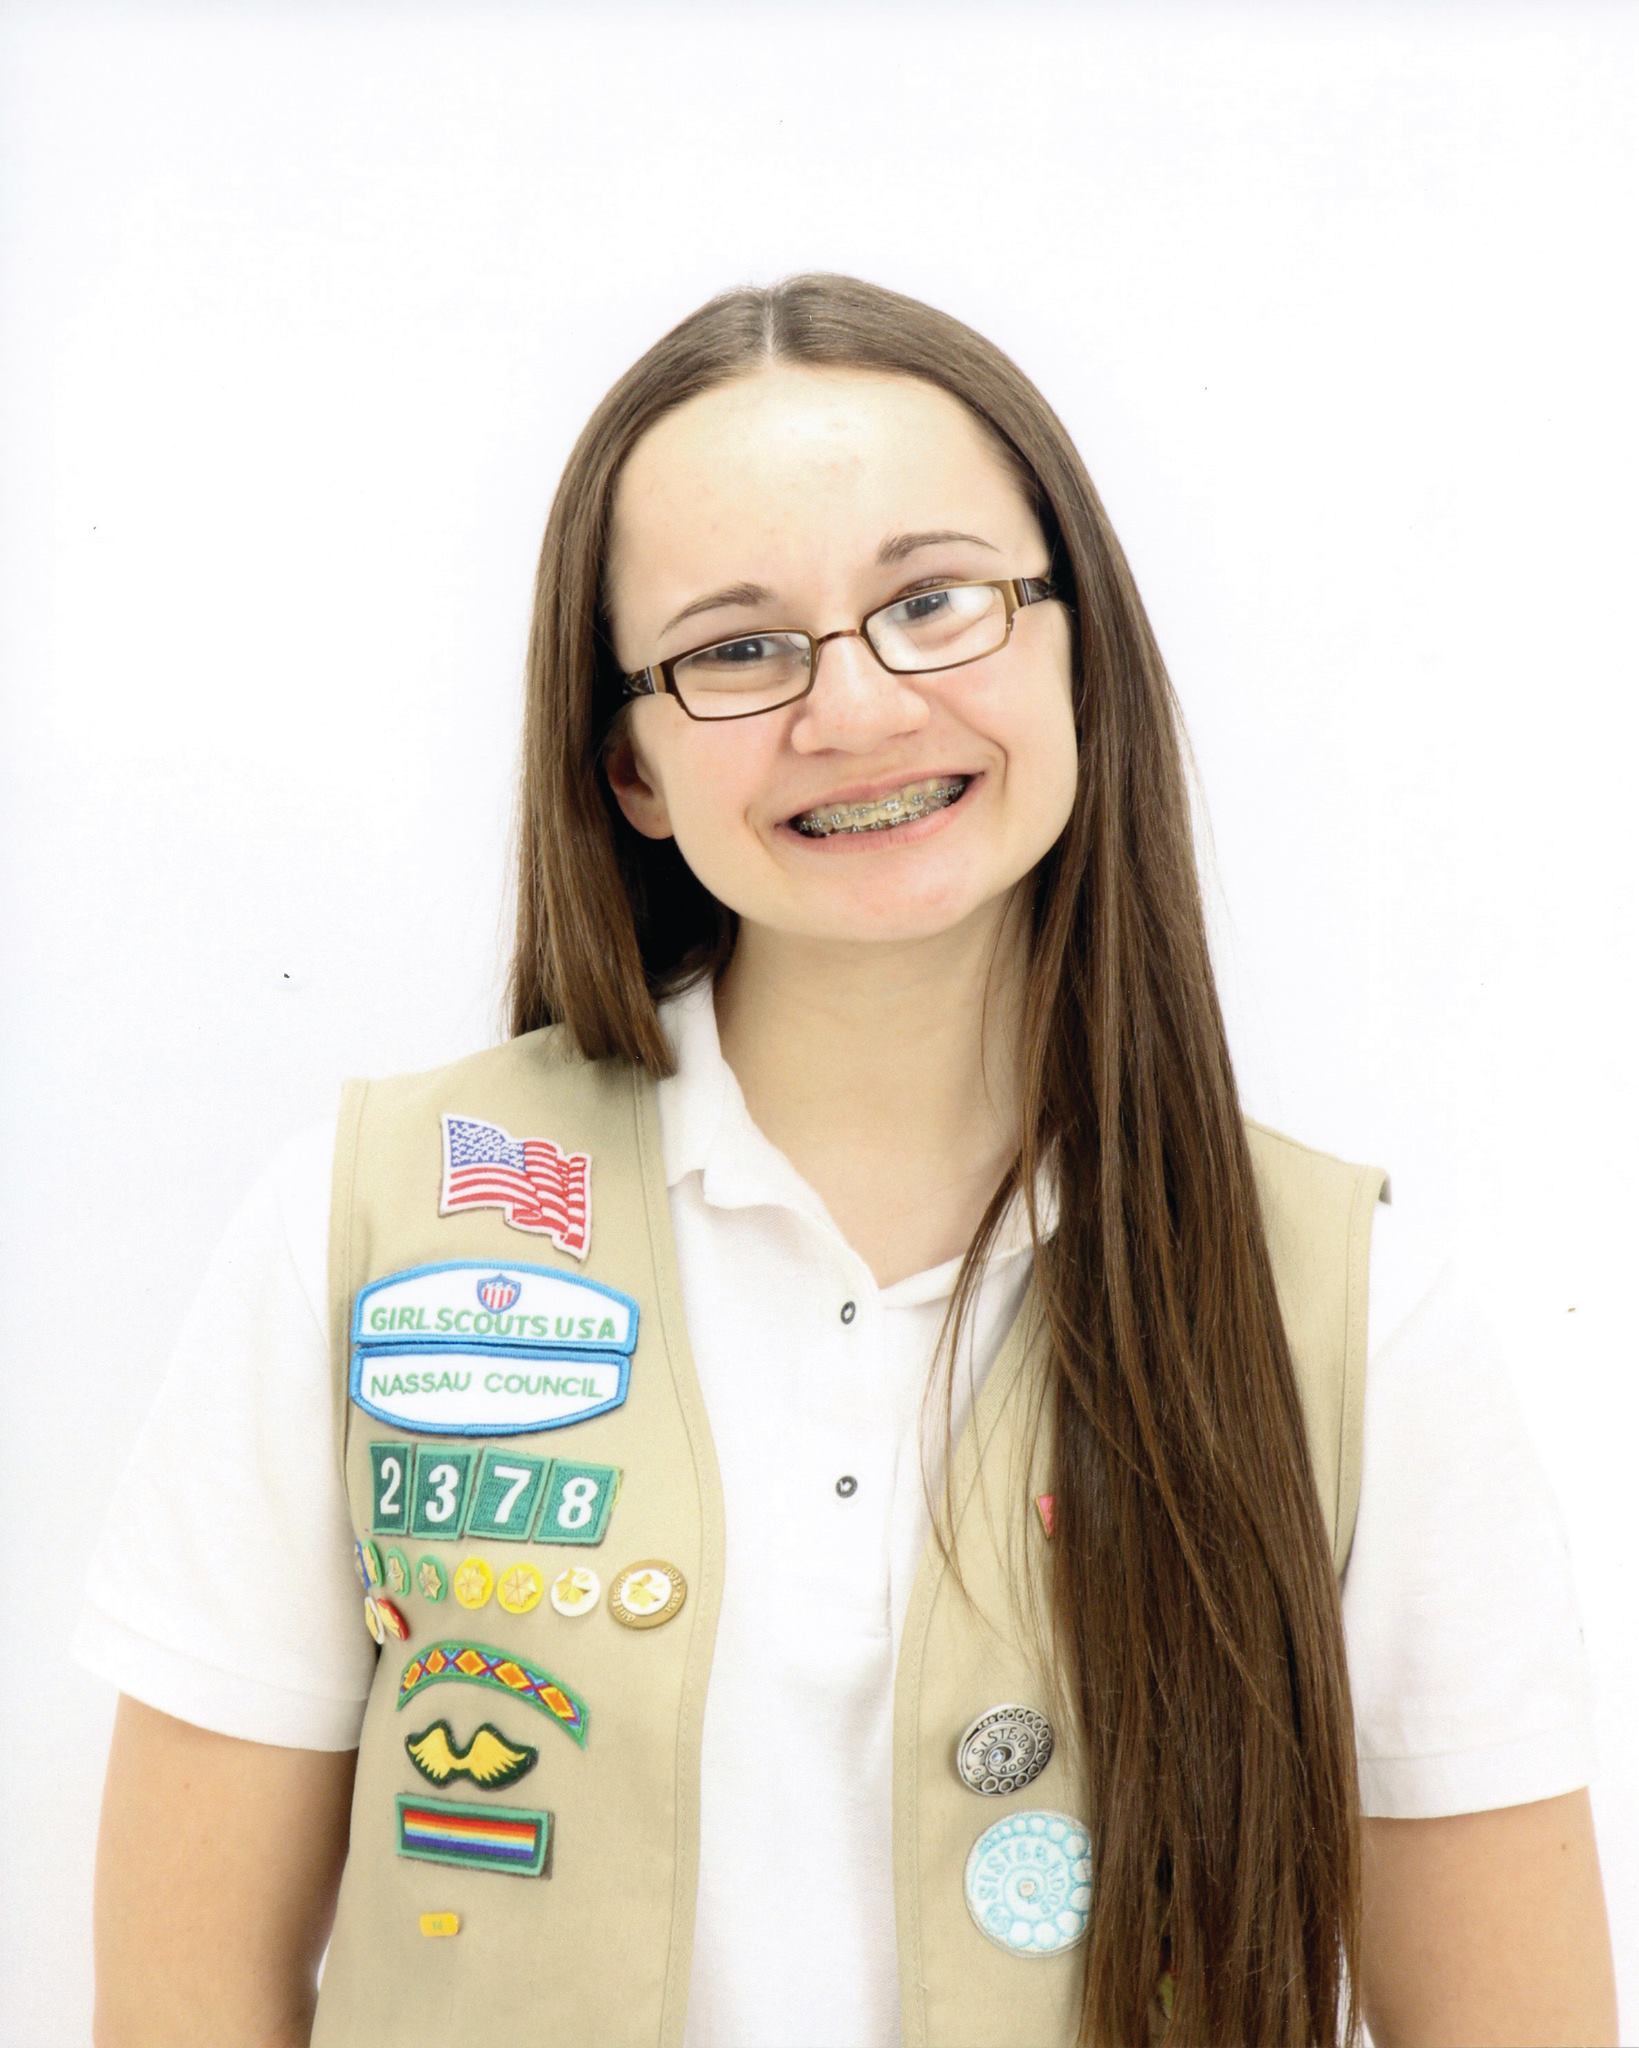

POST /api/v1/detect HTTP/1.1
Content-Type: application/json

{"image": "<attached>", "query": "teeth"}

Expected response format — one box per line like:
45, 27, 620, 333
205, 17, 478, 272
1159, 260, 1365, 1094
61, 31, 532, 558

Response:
793, 776, 969, 837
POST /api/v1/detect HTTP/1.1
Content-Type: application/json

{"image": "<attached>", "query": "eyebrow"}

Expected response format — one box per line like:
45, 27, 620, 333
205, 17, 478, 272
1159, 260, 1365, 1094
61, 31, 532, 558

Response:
656, 529, 1001, 639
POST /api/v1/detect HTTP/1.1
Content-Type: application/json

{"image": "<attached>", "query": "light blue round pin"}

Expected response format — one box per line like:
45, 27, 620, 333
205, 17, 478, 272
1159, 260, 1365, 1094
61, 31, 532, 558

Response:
963, 1809, 1093, 1957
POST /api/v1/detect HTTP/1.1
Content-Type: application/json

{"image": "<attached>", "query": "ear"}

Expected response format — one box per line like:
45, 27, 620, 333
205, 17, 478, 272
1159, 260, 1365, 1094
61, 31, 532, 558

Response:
601, 719, 674, 841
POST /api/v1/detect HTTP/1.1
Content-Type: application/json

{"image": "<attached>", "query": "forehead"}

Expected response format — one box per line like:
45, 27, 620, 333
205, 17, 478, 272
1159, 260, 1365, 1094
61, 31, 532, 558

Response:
606, 365, 1036, 635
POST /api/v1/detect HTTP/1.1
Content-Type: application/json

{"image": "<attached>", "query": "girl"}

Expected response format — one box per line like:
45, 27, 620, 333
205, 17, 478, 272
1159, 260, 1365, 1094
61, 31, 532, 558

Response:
81, 273, 1614, 2046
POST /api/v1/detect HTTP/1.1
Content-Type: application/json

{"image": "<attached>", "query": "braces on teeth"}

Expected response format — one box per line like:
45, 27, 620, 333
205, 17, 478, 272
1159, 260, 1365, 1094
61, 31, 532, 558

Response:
794, 776, 969, 837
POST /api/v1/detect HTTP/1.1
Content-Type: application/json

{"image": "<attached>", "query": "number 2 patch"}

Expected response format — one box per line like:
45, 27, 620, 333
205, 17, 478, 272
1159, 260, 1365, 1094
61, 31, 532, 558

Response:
370, 1443, 412, 1534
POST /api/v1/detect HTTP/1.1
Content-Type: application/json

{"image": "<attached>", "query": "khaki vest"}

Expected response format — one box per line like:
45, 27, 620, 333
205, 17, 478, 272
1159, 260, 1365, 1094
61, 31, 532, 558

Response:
312, 1023, 1388, 2047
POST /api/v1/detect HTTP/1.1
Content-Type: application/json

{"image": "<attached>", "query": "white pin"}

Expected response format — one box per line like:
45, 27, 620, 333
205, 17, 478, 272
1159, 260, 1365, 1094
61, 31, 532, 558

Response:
964, 1810, 1094, 1958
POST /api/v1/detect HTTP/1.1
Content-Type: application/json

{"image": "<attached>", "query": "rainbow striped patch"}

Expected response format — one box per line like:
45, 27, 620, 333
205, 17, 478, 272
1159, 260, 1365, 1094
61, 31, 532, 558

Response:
395, 1793, 551, 1878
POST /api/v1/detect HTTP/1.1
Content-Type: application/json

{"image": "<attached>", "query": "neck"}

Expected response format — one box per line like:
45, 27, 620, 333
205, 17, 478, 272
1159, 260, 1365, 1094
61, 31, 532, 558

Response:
712, 893, 1031, 1192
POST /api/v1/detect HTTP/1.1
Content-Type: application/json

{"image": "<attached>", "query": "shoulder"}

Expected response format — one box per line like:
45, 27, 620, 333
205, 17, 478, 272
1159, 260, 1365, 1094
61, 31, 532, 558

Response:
1240, 1114, 1391, 1241
343, 1024, 629, 1125
336, 1029, 654, 1214
1242, 1112, 1391, 1191
355, 1022, 588, 1095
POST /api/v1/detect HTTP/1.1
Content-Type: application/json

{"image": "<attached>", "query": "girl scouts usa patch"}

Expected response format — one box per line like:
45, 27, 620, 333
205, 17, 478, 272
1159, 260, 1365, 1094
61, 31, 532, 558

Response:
350, 1259, 638, 1436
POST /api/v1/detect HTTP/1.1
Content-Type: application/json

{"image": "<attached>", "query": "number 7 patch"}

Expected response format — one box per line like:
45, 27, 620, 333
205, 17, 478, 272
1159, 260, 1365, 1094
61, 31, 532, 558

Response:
465, 1450, 549, 1541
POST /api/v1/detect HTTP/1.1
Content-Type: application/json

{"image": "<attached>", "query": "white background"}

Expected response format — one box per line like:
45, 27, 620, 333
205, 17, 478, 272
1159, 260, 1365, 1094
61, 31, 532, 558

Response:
2, 3, 1635, 2041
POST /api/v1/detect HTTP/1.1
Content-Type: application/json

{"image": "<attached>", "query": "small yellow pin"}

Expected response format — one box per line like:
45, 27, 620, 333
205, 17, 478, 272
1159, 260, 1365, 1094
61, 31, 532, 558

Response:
453, 1556, 495, 1610
419, 1911, 461, 1938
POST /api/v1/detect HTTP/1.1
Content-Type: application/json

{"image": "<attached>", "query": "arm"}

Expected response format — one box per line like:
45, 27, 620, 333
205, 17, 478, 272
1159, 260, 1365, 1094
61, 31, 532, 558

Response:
1358, 1787, 1619, 2048
93, 1694, 358, 2048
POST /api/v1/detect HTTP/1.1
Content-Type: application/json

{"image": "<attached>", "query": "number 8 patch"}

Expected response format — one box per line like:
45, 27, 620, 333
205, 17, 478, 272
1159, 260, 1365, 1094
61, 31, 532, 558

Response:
534, 1461, 617, 1547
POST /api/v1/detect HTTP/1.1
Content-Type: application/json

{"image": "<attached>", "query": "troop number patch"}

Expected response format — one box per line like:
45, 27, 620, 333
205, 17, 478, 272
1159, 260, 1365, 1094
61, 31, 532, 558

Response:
369, 1445, 620, 1547
350, 1261, 638, 1437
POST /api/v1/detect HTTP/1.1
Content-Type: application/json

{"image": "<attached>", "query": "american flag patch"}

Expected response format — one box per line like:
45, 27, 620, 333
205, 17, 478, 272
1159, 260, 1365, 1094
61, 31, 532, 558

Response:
439, 1113, 591, 1258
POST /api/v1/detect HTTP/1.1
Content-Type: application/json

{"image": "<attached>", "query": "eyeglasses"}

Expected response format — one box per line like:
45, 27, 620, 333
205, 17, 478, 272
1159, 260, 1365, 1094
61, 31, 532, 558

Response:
614, 575, 1069, 722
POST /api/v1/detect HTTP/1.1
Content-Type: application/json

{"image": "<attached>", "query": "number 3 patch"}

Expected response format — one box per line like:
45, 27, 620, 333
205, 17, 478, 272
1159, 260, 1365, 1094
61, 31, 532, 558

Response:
410, 1446, 478, 1540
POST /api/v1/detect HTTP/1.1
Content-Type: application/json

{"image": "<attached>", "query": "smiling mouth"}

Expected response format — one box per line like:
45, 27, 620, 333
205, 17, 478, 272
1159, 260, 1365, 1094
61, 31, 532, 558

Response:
788, 774, 973, 837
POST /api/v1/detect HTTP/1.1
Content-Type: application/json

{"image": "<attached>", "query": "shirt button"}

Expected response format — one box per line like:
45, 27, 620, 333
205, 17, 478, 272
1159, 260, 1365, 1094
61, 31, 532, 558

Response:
835, 1475, 858, 1498
840, 1300, 856, 1324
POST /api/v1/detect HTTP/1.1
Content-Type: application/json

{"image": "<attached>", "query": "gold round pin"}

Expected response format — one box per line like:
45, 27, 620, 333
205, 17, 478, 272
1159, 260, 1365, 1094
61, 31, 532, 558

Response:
608, 1559, 687, 1631
497, 1563, 544, 1615
453, 1556, 494, 1610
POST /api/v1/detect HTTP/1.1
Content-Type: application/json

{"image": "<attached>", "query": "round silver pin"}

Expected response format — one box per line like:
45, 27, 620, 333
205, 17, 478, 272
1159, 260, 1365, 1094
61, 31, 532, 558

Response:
955, 1704, 1055, 1796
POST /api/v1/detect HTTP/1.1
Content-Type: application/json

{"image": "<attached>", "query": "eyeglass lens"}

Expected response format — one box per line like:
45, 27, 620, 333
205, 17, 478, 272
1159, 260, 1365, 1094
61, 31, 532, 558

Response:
670, 582, 1009, 718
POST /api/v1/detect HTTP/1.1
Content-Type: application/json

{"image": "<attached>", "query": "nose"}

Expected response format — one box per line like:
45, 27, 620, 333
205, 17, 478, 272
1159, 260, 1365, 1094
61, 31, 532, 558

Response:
792, 628, 930, 747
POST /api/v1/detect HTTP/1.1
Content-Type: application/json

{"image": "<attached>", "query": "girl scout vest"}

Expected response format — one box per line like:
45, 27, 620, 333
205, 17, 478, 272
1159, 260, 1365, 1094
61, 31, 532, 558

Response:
312, 1023, 1389, 2047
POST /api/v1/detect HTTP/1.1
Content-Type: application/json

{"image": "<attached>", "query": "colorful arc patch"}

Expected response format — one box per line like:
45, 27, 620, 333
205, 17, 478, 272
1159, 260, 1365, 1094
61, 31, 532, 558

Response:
397, 1640, 589, 1747
396, 1793, 551, 1877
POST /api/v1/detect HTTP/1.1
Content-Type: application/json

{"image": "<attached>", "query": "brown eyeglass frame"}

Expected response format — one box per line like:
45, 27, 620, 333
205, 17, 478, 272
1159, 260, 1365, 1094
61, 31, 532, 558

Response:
612, 575, 1068, 723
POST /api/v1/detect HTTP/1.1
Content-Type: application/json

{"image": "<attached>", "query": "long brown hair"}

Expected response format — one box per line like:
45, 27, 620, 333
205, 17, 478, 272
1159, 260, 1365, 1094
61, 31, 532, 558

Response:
506, 273, 1365, 2048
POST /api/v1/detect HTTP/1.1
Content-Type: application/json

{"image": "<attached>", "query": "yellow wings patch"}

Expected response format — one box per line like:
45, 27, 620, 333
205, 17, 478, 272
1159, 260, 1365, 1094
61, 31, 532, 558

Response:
405, 1719, 539, 1789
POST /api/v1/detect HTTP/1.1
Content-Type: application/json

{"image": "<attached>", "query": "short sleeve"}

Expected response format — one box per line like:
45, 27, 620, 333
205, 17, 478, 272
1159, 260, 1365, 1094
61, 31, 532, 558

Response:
1343, 1208, 1599, 1816
70, 1113, 374, 1749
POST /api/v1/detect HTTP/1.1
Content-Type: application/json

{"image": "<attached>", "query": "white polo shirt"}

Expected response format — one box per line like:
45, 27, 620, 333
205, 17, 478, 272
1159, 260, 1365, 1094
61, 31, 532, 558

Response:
72, 976, 1598, 2048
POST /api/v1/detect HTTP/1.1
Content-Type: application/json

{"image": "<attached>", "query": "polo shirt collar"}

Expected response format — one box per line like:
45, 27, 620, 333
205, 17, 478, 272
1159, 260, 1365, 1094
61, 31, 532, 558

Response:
653, 974, 1059, 1303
